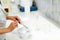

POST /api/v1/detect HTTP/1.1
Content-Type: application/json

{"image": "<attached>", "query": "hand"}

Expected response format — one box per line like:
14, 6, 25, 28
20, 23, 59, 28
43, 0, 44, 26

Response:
7, 16, 21, 23
8, 21, 18, 32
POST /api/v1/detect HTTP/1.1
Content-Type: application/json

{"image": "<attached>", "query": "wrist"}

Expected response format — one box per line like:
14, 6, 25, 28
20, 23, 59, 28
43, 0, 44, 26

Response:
6, 28, 11, 32
6, 16, 11, 20
7, 27, 13, 32
6, 16, 9, 20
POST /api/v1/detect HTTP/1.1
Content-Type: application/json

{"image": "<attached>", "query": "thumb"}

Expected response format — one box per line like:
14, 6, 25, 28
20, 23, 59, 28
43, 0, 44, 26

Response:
14, 20, 18, 24
13, 18, 16, 21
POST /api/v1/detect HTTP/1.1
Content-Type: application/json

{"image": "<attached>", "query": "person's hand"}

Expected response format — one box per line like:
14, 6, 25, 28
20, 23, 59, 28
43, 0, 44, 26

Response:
6, 16, 21, 23
8, 21, 18, 32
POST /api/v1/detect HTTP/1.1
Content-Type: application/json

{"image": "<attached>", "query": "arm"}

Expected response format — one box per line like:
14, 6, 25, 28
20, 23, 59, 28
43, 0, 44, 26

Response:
0, 16, 20, 34
0, 28, 11, 34
0, 21, 18, 34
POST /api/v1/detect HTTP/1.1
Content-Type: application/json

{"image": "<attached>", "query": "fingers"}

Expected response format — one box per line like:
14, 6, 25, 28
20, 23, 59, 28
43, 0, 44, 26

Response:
15, 16, 21, 23
11, 21, 18, 27
10, 21, 18, 29
13, 20, 18, 27
8, 16, 21, 24
8, 21, 18, 32
13, 18, 16, 21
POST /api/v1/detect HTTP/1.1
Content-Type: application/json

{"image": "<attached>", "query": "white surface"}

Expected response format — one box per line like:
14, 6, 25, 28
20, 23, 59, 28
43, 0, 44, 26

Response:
5, 11, 60, 40
36, 0, 60, 24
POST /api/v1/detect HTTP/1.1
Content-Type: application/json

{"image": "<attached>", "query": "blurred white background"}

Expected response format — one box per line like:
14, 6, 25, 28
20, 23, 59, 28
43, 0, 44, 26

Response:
0, 0, 60, 40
